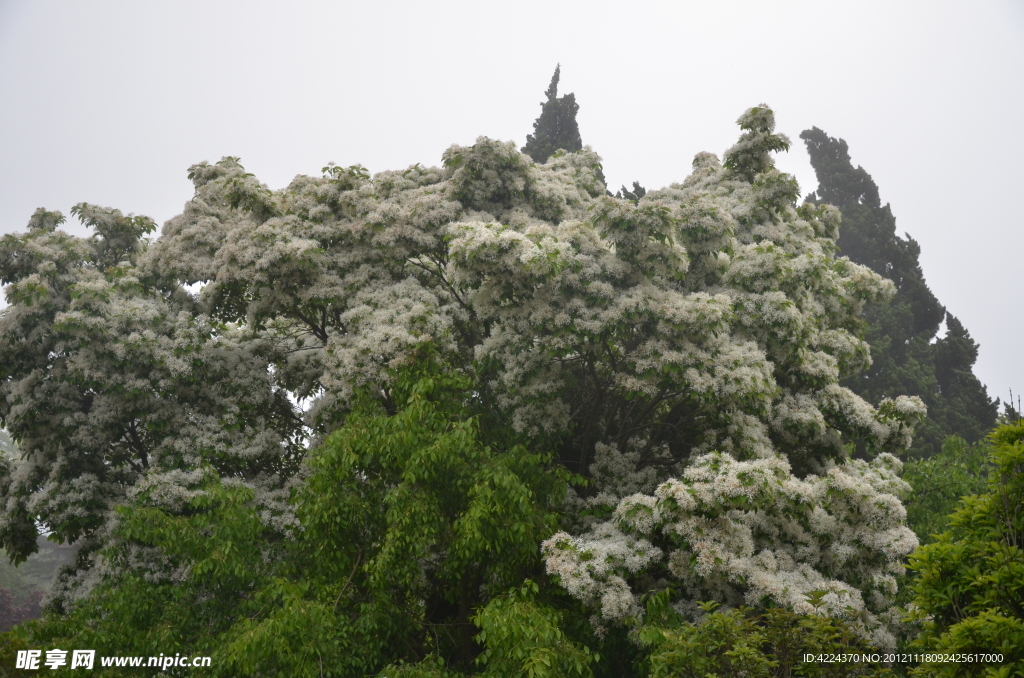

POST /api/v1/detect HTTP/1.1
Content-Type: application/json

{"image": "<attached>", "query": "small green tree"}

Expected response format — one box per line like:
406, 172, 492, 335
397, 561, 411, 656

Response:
902, 435, 992, 544
27, 358, 569, 676
27, 472, 281, 675
471, 581, 596, 678
907, 422, 1024, 676
522, 65, 584, 164
0, 629, 35, 677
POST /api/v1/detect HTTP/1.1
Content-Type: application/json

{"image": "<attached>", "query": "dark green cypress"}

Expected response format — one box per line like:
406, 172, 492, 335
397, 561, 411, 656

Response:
615, 182, 646, 202
522, 65, 583, 164
801, 127, 997, 456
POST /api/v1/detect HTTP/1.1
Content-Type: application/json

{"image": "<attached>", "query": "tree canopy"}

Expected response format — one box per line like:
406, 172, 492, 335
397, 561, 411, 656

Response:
901, 435, 992, 544
908, 422, 1024, 676
0, 104, 933, 675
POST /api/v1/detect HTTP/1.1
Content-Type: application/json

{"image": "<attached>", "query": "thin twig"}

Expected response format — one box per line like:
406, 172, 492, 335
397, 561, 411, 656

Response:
333, 549, 363, 612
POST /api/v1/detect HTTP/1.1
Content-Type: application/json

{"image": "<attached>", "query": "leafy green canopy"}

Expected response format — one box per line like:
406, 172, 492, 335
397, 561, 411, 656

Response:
801, 129, 997, 457
639, 598, 893, 678
902, 435, 992, 544
27, 364, 571, 676
908, 422, 1024, 677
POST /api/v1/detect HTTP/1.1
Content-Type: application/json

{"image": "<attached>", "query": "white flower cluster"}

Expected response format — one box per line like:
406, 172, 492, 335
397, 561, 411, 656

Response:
542, 451, 917, 646
130, 105, 924, 479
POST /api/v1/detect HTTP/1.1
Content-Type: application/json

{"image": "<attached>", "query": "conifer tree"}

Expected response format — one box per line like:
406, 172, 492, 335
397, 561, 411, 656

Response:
522, 65, 583, 164
614, 181, 646, 202
801, 128, 996, 456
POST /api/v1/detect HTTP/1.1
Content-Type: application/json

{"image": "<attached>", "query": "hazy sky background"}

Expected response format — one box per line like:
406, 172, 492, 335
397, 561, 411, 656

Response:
1, 1, 1022, 407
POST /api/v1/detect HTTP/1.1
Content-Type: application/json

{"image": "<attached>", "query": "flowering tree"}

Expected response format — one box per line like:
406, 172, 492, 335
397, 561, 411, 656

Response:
0, 206, 302, 585
0, 104, 925, 669
522, 107, 923, 646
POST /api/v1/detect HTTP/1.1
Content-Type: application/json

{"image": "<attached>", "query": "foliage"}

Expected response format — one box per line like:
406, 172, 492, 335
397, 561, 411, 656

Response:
472, 581, 596, 678
25, 364, 566, 676
0, 629, 35, 678
0, 103, 933, 674
28, 471, 280, 675
907, 422, 1024, 676
902, 435, 992, 544
801, 129, 996, 457
615, 182, 646, 203
639, 599, 894, 678
274, 363, 562, 673
0, 433, 75, 630
522, 65, 584, 165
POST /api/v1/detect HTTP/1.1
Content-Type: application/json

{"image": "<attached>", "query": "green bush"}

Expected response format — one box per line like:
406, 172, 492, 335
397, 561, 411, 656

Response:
903, 436, 992, 544
908, 422, 1024, 677
638, 598, 895, 678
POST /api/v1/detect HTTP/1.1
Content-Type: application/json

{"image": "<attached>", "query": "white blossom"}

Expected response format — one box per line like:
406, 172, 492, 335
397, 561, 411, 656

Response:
543, 452, 917, 646
1, 105, 924, 631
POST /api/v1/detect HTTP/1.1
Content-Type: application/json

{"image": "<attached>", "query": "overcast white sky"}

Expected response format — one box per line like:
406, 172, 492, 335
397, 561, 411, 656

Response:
1, 0, 1022, 407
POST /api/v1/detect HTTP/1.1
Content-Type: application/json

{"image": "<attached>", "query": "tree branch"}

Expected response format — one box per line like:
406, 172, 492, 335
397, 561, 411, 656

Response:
333, 549, 363, 612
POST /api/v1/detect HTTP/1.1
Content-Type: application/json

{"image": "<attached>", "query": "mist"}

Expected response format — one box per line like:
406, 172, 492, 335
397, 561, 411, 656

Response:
2, 0, 1022, 402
